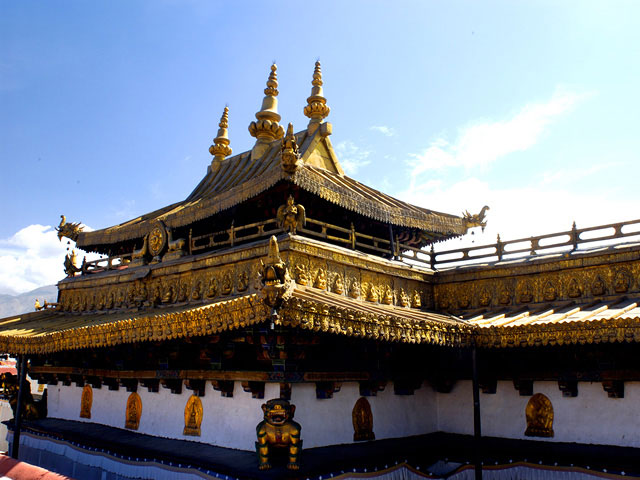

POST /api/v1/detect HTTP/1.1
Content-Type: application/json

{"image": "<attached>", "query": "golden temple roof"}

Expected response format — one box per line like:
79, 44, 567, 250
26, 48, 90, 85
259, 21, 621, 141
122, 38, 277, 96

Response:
77, 129, 465, 249
470, 297, 640, 348
2, 288, 640, 354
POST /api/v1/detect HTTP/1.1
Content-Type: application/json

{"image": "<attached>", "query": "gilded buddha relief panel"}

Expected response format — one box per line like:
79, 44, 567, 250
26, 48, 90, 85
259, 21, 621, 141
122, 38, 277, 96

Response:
58, 239, 433, 313
58, 257, 266, 313
79, 385, 92, 419
435, 260, 640, 312
525, 393, 554, 438
183, 395, 203, 436
125, 392, 142, 430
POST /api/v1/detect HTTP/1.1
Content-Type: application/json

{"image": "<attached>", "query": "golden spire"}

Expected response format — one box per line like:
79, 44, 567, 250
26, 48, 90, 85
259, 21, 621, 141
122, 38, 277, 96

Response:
209, 106, 232, 166
304, 61, 330, 133
249, 63, 285, 144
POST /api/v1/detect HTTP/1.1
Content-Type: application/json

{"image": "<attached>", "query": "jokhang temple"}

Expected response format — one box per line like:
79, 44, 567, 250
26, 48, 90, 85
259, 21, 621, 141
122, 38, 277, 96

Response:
1, 62, 640, 480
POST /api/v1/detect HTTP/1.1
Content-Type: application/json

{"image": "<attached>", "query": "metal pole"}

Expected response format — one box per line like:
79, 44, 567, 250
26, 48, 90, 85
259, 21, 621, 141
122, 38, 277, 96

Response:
12, 355, 28, 459
471, 344, 482, 479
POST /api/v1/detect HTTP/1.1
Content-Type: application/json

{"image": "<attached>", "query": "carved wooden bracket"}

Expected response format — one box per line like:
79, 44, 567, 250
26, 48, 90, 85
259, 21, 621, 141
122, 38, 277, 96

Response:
359, 381, 386, 396
241, 381, 265, 399
479, 378, 497, 394
161, 379, 183, 394
602, 380, 624, 398
212, 380, 234, 397
513, 379, 533, 396
393, 379, 423, 396
140, 379, 159, 393
432, 378, 456, 394
185, 379, 206, 397
86, 376, 102, 389
315, 381, 342, 399
60, 375, 72, 387
120, 379, 138, 393
103, 377, 119, 391
71, 375, 84, 387
42, 373, 58, 386
558, 380, 578, 398
279, 382, 292, 400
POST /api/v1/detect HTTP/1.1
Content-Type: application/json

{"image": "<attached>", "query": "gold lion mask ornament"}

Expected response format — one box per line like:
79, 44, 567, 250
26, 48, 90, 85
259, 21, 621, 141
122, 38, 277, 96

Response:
255, 398, 302, 470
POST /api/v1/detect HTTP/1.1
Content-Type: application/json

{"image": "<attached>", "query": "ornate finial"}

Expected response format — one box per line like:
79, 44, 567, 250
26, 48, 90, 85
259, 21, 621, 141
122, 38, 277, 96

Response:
463, 205, 490, 232
209, 106, 233, 164
249, 64, 285, 145
304, 61, 330, 133
258, 236, 294, 311
56, 215, 84, 242
281, 123, 301, 174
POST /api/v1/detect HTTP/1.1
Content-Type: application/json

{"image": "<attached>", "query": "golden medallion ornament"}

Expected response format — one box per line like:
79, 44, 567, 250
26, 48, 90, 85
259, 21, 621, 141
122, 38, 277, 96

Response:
147, 222, 168, 259
525, 393, 554, 437
352, 397, 375, 441
183, 395, 203, 436
80, 385, 92, 419
125, 392, 142, 430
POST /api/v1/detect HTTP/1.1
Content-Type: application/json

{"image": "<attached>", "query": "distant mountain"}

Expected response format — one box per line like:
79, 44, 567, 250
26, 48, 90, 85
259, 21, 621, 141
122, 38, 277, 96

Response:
0, 285, 58, 318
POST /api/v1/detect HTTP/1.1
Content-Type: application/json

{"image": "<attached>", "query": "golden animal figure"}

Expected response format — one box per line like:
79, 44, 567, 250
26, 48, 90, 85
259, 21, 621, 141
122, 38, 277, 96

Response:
63, 250, 81, 277
525, 393, 554, 437
276, 195, 306, 234
56, 215, 84, 242
462, 205, 489, 232
131, 234, 149, 263
255, 398, 302, 470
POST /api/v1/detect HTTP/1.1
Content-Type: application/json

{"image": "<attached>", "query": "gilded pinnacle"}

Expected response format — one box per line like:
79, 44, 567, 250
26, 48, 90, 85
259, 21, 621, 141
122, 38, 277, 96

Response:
304, 61, 330, 132
265, 64, 279, 96
209, 106, 232, 162
281, 122, 301, 174
249, 63, 284, 144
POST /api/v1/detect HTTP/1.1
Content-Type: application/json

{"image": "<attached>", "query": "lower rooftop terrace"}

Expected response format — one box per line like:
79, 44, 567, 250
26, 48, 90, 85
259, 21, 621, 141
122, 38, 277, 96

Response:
77, 217, 640, 277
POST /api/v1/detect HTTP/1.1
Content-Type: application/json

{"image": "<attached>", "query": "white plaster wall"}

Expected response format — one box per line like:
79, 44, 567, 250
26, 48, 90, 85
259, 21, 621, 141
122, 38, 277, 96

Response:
48, 381, 438, 451
437, 380, 640, 448
292, 382, 437, 448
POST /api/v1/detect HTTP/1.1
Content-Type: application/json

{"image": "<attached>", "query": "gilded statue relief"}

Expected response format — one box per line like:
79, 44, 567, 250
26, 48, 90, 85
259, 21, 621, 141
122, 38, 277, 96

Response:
125, 392, 142, 430
614, 270, 631, 293
352, 397, 375, 441
80, 385, 92, 419
276, 195, 306, 234
183, 395, 203, 436
525, 393, 554, 437
256, 399, 302, 470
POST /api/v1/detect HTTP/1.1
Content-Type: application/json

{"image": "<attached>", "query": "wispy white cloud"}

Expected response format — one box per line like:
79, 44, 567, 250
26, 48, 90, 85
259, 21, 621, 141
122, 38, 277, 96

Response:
112, 200, 137, 221
370, 125, 396, 137
0, 225, 73, 294
335, 140, 371, 175
0, 224, 100, 295
540, 161, 625, 186
408, 88, 593, 176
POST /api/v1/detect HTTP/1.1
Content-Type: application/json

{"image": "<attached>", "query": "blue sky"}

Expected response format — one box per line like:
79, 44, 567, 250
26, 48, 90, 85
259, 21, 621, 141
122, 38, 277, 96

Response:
1, 1, 639, 294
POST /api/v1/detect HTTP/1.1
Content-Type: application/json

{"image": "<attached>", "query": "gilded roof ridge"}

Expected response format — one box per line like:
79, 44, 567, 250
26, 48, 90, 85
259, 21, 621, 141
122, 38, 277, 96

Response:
77, 128, 465, 248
